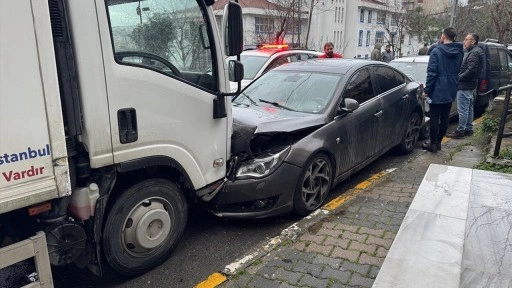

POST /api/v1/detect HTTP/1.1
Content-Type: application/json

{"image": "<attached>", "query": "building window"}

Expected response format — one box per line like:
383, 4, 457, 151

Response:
375, 31, 385, 44
368, 10, 372, 23
335, 8, 338, 22
391, 14, 398, 26
377, 11, 385, 24
341, 8, 344, 23
358, 30, 363, 46
255, 17, 273, 34
360, 9, 365, 22
366, 31, 370, 46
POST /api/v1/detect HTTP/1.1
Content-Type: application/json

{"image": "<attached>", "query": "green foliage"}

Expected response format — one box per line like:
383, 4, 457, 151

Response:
475, 161, 512, 174
480, 116, 501, 133
497, 146, 512, 160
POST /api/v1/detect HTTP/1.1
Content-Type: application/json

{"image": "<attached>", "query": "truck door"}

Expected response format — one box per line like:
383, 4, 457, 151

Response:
101, 0, 228, 188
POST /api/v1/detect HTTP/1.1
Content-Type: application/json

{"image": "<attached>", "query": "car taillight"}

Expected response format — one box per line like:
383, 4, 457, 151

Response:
478, 79, 488, 92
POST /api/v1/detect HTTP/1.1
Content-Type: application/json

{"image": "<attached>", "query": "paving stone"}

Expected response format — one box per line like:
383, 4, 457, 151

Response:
368, 265, 380, 279
293, 242, 306, 251
319, 265, 351, 284
367, 214, 391, 224
358, 253, 384, 266
365, 235, 393, 249
305, 243, 333, 256
292, 260, 324, 277
257, 265, 281, 278
359, 206, 383, 215
267, 257, 295, 270
341, 231, 367, 242
349, 273, 374, 287
301, 233, 326, 244
247, 275, 281, 288
348, 241, 376, 254
350, 219, 378, 229
335, 223, 359, 233
322, 222, 337, 229
341, 261, 370, 276
313, 254, 342, 269
220, 273, 253, 288
278, 282, 299, 288
324, 236, 350, 249
379, 195, 399, 202
383, 231, 396, 239
297, 274, 329, 288
331, 247, 360, 262
284, 250, 317, 263
374, 222, 400, 232
358, 227, 385, 237
272, 268, 303, 285
317, 227, 343, 238
375, 246, 388, 258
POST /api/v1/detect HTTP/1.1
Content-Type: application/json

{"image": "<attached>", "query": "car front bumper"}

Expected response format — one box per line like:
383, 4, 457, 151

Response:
210, 162, 302, 218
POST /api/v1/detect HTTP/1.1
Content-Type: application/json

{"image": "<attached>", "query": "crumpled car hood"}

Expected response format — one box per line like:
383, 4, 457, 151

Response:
231, 106, 327, 155
232, 106, 326, 133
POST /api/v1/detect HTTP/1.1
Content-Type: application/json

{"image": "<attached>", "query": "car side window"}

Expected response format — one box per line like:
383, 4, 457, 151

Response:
498, 49, 508, 72
508, 52, 512, 71
489, 47, 500, 72
265, 55, 291, 72
373, 66, 399, 94
343, 68, 375, 104
394, 70, 406, 85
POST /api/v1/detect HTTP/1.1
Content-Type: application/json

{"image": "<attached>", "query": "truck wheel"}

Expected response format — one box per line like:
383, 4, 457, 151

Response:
293, 153, 333, 216
102, 179, 187, 276
395, 112, 421, 155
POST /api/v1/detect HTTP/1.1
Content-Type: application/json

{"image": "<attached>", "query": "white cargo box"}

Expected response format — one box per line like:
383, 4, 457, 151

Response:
0, 0, 70, 214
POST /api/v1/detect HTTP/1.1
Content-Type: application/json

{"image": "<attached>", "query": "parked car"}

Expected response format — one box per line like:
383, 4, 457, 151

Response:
211, 59, 425, 218
392, 40, 512, 116
227, 44, 322, 91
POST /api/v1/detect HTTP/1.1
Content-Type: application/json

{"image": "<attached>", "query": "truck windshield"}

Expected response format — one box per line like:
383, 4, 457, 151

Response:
106, 0, 217, 91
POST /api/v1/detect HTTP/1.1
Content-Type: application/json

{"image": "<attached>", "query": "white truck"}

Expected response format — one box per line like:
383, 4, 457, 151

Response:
0, 0, 243, 281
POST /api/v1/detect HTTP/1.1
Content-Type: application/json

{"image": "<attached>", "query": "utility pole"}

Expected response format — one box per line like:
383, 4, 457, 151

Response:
449, 0, 458, 27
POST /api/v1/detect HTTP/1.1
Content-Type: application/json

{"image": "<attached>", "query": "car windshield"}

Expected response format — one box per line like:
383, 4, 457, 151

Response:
389, 61, 428, 83
234, 70, 341, 114
227, 55, 268, 80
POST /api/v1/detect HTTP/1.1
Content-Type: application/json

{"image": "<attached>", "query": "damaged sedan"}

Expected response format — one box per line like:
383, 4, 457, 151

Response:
212, 59, 424, 218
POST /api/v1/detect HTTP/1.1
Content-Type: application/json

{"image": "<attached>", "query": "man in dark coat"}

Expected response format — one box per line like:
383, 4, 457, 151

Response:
446, 33, 484, 138
418, 43, 428, 55
422, 27, 464, 153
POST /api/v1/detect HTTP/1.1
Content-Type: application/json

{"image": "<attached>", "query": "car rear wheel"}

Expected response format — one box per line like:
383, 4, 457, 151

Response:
102, 179, 187, 276
395, 112, 421, 155
293, 153, 333, 216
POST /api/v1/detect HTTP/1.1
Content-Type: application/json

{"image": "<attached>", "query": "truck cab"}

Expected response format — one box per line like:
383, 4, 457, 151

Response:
1, 0, 243, 277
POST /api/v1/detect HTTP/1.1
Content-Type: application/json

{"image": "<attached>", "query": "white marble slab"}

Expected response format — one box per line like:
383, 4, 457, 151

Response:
472, 169, 512, 186
462, 205, 512, 279
469, 181, 512, 210
409, 164, 472, 220
460, 267, 512, 288
373, 209, 466, 288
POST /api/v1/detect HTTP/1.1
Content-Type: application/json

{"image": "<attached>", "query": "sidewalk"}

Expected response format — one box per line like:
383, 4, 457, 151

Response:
216, 112, 512, 288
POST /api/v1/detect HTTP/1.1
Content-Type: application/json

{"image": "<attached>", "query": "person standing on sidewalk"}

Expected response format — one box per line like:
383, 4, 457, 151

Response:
446, 33, 484, 139
422, 27, 464, 153
382, 44, 394, 62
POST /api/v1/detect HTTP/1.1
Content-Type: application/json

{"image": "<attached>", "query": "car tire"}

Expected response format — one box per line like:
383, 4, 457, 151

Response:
102, 179, 187, 276
395, 112, 421, 155
293, 153, 333, 216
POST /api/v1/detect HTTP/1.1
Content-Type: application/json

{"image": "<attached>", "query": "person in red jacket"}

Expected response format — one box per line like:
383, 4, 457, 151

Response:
319, 42, 343, 58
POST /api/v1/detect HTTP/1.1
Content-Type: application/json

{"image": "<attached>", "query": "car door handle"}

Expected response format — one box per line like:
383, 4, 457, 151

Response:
402, 95, 409, 100
374, 110, 383, 118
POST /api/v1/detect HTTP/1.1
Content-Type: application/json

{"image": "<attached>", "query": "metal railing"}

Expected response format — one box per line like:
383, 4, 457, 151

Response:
493, 84, 512, 158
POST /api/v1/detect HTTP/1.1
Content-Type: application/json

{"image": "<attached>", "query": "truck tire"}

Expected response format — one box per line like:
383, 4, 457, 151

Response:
102, 179, 187, 276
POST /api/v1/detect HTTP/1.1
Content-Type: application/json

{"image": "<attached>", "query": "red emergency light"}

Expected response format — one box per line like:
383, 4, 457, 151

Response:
259, 44, 289, 50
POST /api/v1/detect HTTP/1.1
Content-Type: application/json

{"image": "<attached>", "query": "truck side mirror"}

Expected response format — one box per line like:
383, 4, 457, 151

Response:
228, 60, 244, 82
222, 2, 243, 56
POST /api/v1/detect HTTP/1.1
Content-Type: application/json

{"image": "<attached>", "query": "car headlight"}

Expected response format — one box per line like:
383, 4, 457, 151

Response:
236, 146, 291, 179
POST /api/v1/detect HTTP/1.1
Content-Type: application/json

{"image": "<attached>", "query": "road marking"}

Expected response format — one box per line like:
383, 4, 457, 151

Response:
323, 168, 396, 211
195, 272, 226, 288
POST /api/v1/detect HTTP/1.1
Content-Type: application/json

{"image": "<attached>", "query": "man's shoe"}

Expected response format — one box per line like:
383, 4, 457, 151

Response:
445, 130, 465, 139
464, 130, 474, 136
422, 142, 438, 153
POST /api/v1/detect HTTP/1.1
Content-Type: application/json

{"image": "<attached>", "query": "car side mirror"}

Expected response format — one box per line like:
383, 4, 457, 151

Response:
229, 60, 244, 82
338, 98, 359, 114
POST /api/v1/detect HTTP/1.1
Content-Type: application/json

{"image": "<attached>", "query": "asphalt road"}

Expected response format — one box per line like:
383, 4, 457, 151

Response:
49, 142, 427, 288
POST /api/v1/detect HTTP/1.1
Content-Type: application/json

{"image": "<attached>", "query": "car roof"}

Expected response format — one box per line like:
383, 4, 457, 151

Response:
270, 59, 381, 74
390, 55, 429, 63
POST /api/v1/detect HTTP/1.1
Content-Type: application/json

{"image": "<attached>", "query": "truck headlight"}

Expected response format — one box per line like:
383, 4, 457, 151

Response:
236, 146, 290, 179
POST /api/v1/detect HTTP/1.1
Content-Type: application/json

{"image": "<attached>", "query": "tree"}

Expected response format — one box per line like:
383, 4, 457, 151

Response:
490, 0, 512, 43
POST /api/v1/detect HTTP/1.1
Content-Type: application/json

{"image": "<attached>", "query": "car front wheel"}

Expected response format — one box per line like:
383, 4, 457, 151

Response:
293, 153, 333, 216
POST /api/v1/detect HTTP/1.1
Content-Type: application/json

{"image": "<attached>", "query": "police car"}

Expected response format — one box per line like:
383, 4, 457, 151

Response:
228, 44, 322, 92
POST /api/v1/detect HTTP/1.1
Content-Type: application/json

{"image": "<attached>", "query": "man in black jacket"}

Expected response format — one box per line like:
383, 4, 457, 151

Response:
446, 33, 484, 138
